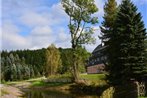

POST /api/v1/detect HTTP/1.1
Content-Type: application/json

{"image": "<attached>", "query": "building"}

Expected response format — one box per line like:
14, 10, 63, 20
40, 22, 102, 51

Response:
86, 44, 107, 74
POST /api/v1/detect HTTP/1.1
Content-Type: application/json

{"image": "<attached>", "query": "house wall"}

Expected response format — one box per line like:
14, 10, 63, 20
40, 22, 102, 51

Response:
86, 44, 106, 74
87, 64, 105, 74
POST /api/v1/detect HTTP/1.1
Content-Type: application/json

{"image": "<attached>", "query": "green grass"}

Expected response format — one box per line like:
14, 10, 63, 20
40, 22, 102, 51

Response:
4, 74, 106, 87
46, 73, 105, 81
80, 74, 105, 80
47, 74, 72, 79
26, 77, 45, 82
5, 77, 44, 85
79, 74, 107, 86
32, 74, 106, 87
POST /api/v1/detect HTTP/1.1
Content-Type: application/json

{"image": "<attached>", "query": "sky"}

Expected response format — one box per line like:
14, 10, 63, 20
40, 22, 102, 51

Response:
1, 0, 147, 52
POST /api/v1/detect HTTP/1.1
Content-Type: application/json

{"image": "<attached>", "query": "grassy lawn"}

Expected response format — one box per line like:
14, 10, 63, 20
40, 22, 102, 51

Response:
32, 74, 107, 87
46, 74, 72, 80
79, 74, 107, 86
80, 74, 105, 80
5, 77, 44, 85
4, 75, 72, 87
4, 74, 106, 87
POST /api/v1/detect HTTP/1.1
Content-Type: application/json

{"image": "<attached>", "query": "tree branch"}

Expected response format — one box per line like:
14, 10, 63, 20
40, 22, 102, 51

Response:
76, 22, 86, 45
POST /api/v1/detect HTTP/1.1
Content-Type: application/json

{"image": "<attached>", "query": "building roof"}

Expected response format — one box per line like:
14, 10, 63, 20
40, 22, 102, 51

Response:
92, 44, 106, 54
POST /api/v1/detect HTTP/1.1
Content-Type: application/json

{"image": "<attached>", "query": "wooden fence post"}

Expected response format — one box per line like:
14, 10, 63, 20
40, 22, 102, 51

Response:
139, 82, 145, 97
135, 81, 146, 97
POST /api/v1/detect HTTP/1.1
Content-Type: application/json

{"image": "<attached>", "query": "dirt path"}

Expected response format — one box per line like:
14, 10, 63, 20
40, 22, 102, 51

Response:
0, 77, 72, 98
0, 84, 25, 98
1, 94, 18, 98
9, 81, 32, 89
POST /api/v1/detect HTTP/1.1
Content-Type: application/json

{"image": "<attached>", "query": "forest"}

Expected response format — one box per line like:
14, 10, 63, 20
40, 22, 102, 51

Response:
1, 45, 90, 82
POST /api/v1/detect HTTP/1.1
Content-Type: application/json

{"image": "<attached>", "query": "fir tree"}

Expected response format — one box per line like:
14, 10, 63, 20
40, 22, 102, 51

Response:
108, 0, 147, 85
100, 0, 118, 84
100, 0, 117, 45
100, 0, 117, 32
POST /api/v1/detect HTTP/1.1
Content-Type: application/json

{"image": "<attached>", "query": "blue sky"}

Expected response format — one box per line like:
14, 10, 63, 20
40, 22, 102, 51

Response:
1, 0, 147, 52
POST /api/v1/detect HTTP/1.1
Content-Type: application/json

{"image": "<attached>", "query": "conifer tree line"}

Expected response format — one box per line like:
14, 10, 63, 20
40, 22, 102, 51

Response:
1, 45, 90, 81
1, 49, 46, 81
100, 0, 147, 85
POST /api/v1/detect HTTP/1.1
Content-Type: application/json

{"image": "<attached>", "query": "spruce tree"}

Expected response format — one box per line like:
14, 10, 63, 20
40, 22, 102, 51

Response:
100, 0, 118, 84
108, 0, 147, 85
100, 0, 117, 47
100, 0, 117, 35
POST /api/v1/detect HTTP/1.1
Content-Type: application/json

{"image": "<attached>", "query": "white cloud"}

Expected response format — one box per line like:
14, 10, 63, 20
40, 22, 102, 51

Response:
95, 0, 105, 17
117, 0, 122, 5
51, 3, 68, 19
2, 20, 30, 50
31, 26, 52, 36
20, 2, 68, 28
85, 26, 101, 52
2, 20, 56, 50
2, 20, 19, 34
58, 31, 70, 41
20, 11, 49, 27
29, 35, 56, 48
54, 27, 71, 48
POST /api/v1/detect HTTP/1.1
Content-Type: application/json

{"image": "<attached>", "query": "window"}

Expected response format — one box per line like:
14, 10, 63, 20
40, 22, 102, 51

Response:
97, 58, 99, 62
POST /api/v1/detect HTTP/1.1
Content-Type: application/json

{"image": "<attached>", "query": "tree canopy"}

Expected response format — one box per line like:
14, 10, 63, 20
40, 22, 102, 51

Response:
61, 0, 98, 81
45, 44, 62, 76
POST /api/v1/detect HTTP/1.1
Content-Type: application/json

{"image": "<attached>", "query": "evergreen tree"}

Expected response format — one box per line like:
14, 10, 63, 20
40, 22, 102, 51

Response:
100, 0, 117, 39
59, 48, 73, 74
100, 0, 117, 62
12, 64, 17, 80
1, 57, 5, 81
30, 65, 35, 78
100, 0, 118, 84
5, 56, 12, 81
107, 0, 147, 85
